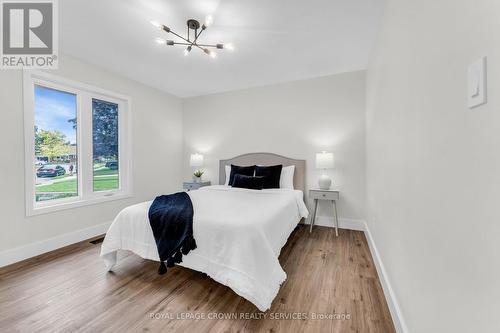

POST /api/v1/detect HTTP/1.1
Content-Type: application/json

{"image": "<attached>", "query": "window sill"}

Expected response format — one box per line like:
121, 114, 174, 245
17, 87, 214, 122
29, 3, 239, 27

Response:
26, 192, 133, 217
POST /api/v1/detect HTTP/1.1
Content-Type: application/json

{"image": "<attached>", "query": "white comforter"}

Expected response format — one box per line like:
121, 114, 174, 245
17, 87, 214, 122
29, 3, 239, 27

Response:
100, 185, 308, 311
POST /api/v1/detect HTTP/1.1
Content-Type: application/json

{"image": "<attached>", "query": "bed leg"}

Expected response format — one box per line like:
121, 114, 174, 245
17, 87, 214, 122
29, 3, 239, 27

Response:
102, 252, 117, 271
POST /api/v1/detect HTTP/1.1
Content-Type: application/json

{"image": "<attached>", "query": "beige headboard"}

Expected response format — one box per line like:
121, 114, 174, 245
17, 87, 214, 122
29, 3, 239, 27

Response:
219, 152, 306, 192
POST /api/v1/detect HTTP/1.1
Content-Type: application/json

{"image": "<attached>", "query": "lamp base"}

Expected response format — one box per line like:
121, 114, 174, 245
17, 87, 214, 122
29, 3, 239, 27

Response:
318, 174, 332, 190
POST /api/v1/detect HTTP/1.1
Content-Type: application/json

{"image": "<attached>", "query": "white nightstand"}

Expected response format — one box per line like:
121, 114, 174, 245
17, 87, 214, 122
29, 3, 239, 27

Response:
309, 189, 340, 236
183, 181, 211, 191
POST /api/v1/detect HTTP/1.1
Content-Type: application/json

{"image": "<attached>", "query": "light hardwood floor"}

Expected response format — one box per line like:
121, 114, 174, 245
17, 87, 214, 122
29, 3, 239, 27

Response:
0, 226, 395, 333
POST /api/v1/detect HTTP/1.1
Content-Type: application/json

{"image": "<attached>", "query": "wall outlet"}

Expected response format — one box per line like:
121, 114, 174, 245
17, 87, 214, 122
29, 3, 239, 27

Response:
468, 57, 487, 109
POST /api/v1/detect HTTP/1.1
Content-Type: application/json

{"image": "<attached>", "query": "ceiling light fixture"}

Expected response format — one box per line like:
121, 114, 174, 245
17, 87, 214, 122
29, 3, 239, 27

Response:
204, 15, 213, 27
151, 17, 233, 57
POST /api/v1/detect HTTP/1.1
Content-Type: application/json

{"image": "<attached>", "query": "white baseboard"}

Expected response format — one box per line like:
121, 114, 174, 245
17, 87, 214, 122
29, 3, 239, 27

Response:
306, 216, 365, 231
0, 221, 111, 268
363, 221, 408, 333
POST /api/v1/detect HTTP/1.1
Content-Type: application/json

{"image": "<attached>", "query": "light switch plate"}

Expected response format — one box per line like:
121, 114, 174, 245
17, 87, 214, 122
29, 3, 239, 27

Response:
468, 56, 487, 109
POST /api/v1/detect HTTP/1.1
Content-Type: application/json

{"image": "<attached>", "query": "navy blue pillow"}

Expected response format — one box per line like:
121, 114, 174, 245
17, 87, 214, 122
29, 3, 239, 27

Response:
255, 165, 283, 189
232, 175, 265, 190
228, 164, 256, 186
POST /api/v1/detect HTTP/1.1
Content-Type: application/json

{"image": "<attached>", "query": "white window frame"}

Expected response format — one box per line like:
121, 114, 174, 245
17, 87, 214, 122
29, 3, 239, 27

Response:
24, 70, 132, 216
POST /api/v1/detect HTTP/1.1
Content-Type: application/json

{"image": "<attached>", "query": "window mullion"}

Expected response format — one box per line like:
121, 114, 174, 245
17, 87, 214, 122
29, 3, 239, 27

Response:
118, 100, 127, 192
79, 92, 93, 200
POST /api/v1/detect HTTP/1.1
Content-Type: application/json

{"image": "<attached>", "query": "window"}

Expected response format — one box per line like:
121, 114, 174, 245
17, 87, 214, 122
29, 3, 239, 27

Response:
24, 71, 131, 215
92, 98, 119, 192
34, 85, 78, 202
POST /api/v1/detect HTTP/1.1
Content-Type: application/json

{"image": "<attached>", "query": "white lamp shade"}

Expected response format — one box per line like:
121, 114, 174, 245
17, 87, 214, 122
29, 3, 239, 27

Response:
190, 153, 204, 167
316, 152, 334, 169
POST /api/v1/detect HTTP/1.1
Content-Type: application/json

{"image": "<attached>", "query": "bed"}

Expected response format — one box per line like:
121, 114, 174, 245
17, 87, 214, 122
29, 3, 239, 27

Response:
100, 153, 308, 311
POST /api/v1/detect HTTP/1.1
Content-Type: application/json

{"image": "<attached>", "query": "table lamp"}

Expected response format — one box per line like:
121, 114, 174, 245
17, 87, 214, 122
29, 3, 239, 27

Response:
316, 151, 334, 190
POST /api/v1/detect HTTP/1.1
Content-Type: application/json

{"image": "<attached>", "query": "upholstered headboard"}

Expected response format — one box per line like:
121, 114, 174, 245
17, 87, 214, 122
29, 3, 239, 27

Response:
219, 153, 306, 192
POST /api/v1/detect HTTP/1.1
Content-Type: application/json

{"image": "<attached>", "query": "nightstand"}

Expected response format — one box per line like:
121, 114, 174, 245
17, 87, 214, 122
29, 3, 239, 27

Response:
309, 189, 340, 236
183, 181, 211, 191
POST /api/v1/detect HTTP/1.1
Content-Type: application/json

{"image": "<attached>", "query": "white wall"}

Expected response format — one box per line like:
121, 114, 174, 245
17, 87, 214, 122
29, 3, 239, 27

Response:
366, 1, 500, 332
183, 71, 367, 224
0, 54, 183, 253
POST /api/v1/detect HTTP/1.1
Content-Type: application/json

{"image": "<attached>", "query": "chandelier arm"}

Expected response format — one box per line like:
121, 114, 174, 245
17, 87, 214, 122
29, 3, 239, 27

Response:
195, 43, 218, 48
191, 43, 212, 56
166, 29, 192, 44
167, 28, 205, 50
171, 42, 218, 48
187, 27, 205, 49
170, 41, 209, 55
171, 42, 192, 46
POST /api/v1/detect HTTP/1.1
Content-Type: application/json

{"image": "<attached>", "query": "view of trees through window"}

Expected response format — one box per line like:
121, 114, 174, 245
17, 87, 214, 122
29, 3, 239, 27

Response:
34, 85, 78, 202
92, 98, 119, 191
34, 86, 120, 203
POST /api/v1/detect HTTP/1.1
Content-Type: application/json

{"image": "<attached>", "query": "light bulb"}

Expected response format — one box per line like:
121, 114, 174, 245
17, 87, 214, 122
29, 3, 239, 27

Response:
184, 49, 190, 56
150, 20, 161, 28
225, 43, 234, 51
204, 15, 213, 27
155, 38, 166, 45
210, 51, 217, 59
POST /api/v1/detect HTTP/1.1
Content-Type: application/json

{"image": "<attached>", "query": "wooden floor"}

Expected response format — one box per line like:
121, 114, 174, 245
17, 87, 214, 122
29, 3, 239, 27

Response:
0, 226, 395, 333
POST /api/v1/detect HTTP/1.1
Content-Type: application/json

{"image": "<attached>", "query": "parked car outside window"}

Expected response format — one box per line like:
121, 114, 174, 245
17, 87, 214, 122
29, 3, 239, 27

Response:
105, 161, 118, 170
36, 165, 66, 178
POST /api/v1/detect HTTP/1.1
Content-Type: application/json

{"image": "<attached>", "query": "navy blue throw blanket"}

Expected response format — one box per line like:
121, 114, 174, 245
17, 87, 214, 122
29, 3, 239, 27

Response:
148, 192, 197, 275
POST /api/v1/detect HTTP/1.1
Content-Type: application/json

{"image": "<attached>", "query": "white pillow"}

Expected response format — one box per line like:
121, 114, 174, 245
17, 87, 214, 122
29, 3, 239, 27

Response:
280, 165, 295, 189
224, 165, 231, 185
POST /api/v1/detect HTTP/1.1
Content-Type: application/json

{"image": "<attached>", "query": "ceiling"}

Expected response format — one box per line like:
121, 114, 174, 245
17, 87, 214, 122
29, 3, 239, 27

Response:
60, 0, 384, 98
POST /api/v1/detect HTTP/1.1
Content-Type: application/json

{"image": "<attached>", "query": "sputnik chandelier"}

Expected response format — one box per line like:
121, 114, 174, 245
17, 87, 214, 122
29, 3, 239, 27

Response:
150, 15, 234, 58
